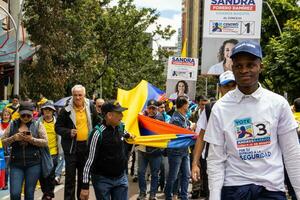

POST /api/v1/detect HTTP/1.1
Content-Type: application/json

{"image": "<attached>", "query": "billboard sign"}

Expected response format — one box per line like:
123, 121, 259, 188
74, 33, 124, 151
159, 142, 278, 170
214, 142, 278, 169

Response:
201, 0, 263, 75
166, 56, 199, 100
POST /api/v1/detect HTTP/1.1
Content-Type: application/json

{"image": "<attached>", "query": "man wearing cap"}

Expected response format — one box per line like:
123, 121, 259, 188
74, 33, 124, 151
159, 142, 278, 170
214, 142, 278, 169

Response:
80, 100, 133, 200
191, 71, 236, 199
39, 101, 59, 200
55, 85, 99, 200
137, 99, 164, 200
203, 40, 300, 199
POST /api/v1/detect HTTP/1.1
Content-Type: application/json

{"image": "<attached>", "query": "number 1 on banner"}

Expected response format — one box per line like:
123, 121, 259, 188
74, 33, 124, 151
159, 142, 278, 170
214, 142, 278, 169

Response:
242, 21, 255, 35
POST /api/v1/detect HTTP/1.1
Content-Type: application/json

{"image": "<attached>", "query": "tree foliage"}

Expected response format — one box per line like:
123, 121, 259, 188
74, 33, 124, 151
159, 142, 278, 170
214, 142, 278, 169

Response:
22, 0, 174, 100
262, 19, 300, 101
260, 0, 300, 101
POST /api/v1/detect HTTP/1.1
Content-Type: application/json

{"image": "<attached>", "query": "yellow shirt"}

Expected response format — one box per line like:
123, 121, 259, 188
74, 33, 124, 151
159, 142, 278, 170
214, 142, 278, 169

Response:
6, 104, 20, 120
43, 120, 58, 155
294, 112, 300, 122
75, 108, 89, 141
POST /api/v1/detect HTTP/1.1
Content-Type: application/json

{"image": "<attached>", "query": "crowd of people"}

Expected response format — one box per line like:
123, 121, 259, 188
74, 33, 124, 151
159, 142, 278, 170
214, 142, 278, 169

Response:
0, 40, 300, 200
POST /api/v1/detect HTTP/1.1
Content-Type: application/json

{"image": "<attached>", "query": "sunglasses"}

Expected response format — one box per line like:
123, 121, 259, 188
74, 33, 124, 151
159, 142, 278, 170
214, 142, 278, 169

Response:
97, 105, 102, 108
21, 114, 32, 118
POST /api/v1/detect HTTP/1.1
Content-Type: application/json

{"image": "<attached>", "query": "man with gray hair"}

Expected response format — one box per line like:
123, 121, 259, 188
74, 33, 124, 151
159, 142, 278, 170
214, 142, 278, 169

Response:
55, 85, 99, 200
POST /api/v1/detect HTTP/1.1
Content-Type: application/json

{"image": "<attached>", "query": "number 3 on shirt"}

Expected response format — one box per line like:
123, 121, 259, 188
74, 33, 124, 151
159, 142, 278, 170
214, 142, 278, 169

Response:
253, 122, 271, 137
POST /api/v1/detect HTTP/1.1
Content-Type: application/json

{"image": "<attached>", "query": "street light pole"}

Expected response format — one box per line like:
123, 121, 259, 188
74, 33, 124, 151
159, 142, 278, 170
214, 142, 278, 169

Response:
13, 0, 25, 95
263, 1, 282, 36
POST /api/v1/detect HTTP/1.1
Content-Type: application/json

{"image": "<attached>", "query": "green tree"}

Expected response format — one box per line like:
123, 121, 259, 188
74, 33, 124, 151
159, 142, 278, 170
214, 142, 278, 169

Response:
260, 0, 300, 101
22, 0, 72, 100
262, 19, 300, 101
94, 0, 174, 98
22, 0, 174, 100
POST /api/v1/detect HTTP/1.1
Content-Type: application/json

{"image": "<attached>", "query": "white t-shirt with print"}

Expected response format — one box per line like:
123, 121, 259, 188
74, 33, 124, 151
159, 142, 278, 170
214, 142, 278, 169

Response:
204, 86, 298, 192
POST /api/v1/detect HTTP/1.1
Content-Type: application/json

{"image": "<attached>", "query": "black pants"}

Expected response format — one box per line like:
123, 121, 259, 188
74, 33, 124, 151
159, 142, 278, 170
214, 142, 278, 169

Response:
64, 142, 88, 200
221, 184, 286, 200
40, 155, 58, 199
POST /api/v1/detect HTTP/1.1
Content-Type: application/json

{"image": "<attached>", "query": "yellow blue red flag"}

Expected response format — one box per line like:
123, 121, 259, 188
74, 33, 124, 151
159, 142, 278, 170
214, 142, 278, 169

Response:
117, 80, 196, 148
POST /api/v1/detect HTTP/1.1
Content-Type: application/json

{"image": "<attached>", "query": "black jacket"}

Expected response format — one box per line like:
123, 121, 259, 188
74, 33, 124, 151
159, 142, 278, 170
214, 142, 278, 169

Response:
82, 122, 129, 189
55, 99, 99, 154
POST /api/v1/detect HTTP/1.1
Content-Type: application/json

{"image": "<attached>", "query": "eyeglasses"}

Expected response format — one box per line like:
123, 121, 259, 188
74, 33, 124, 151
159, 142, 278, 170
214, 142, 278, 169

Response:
159, 106, 165, 109
97, 105, 102, 108
21, 114, 32, 118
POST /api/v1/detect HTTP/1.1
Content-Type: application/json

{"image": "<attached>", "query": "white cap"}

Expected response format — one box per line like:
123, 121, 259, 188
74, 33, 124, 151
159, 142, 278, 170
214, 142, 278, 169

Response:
219, 71, 235, 86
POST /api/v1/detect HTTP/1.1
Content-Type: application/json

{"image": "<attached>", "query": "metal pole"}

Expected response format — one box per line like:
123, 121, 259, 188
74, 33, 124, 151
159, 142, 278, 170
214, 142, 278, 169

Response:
263, 1, 282, 35
13, 0, 25, 95
205, 77, 208, 96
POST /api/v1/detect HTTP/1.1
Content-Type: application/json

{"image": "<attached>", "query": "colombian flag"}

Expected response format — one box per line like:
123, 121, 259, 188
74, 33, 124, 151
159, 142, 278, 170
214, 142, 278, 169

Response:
0, 140, 5, 188
117, 80, 196, 148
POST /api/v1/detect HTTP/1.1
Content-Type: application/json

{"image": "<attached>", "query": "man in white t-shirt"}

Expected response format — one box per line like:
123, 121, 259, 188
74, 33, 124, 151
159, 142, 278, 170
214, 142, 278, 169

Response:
204, 40, 300, 200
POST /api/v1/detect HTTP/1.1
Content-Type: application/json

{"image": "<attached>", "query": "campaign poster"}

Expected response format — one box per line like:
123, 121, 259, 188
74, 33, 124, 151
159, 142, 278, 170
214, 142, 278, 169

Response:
201, 0, 263, 75
201, 38, 259, 75
166, 57, 199, 100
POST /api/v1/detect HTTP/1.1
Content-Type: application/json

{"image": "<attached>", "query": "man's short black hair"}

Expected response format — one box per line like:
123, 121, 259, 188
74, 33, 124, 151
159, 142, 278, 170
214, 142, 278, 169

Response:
196, 95, 208, 102
12, 94, 20, 100
294, 98, 300, 112
176, 96, 188, 109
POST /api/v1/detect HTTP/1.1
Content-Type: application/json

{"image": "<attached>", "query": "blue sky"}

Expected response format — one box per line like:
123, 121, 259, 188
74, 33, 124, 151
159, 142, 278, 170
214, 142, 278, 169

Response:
111, 0, 182, 47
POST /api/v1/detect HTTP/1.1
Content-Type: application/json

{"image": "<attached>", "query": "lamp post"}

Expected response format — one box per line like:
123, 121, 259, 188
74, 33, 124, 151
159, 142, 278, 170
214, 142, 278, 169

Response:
13, 0, 25, 95
263, 1, 282, 36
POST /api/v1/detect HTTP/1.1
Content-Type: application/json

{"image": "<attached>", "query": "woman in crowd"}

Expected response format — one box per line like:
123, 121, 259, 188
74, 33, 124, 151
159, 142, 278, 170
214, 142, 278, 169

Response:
1, 102, 48, 200
0, 108, 11, 190
39, 101, 58, 200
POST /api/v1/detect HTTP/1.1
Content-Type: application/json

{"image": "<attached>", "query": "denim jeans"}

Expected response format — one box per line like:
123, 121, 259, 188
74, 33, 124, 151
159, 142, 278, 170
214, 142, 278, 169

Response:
55, 153, 64, 178
10, 164, 41, 200
137, 151, 162, 196
165, 148, 190, 200
92, 172, 128, 200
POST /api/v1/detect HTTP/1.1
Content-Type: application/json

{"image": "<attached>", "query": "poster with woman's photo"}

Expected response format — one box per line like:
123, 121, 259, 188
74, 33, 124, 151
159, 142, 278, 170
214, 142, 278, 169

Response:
201, 0, 263, 75
201, 38, 259, 75
166, 56, 198, 100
